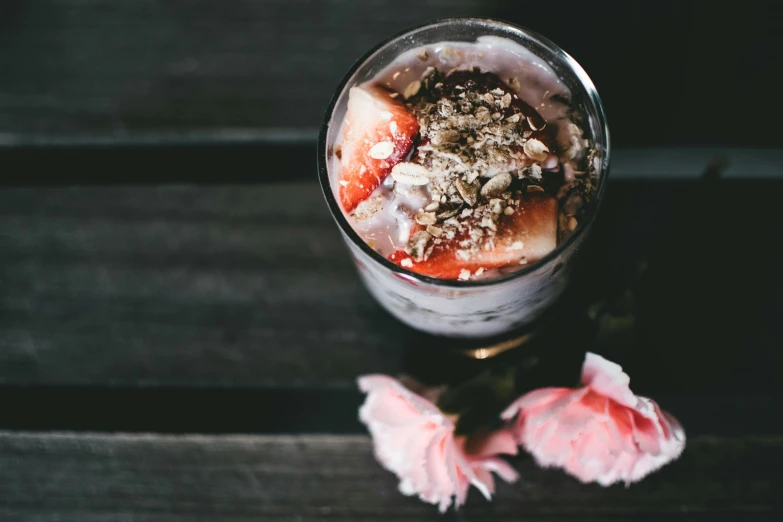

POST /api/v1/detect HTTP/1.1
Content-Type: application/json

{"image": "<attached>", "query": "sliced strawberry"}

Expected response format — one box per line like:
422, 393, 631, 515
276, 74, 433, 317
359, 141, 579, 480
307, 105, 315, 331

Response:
338, 85, 419, 212
389, 193, 558, 280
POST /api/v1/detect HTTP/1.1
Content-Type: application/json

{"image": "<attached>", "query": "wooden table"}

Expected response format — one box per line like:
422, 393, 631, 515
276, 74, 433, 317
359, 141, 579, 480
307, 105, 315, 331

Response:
2, 144, 782, 520
2, 1, 783, 520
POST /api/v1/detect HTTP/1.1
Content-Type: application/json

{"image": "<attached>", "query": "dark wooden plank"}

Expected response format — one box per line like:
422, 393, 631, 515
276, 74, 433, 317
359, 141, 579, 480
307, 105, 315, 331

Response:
1, 179, 782, 390
0, 1, 781, 147
1, 146, 780, 186
0, 142, 319, 185
0, 432, 780, 521
1, 387, 782, 437
0, 182, 405, 387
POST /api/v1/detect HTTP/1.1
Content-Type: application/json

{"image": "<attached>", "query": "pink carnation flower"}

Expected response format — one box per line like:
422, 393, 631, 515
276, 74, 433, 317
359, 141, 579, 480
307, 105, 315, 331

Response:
358, 375, 519, 512
502, 352, 685, 486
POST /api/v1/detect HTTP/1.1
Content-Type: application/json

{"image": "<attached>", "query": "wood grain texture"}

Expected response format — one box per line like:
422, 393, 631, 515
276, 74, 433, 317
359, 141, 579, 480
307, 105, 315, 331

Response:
2, 146, 781, 186
0, 1, 780, 146
0, 183, 406, 386
0, 432, 780, 521
1, 180, 782, 389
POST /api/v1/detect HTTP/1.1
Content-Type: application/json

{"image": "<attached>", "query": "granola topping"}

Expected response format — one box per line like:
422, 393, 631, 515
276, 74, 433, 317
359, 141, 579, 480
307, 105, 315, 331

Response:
386, 68, 587, 265
368, 141, 395, 160
390, 162, 431, 185
353, 195, 384, 221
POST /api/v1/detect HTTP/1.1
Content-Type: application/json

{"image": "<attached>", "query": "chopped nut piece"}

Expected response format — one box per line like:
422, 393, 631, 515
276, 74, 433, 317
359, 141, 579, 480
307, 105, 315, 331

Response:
520, 164, 542, 180
426, 224, 443, 237
339, 180, 349, 187
510, 241, 525, 250
455, 178, 479, 206
480, 172, 512, 198
438, 100, 454, 117
403, 80, 422, 100
437, 208, 459, 220
400, 258, 413, 268
523, 138, 550, 162
504, 206, 515, 216
352, 195, 383, 221
456, 250, 471, 261
368, 141, 395, 159
415, 211, 438, 225
405, 230, 432, 262
501, 93, 512, 107
424, 201, 440, 212
527, 184, 545, 193
417, 49, 429, 61
480, 214, 497, 230
474, 267, 485, 277
430, 129, 460, 146
458, 269, 471, 280
568, 217, 578, 231
390, 162, 430, 185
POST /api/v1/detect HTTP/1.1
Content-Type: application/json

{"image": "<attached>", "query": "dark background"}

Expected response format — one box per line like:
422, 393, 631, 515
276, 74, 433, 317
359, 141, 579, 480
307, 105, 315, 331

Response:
0, 0, 781, 419
1, 2, 783, 520
0, 0, 780, 418
0, 0, 781, 148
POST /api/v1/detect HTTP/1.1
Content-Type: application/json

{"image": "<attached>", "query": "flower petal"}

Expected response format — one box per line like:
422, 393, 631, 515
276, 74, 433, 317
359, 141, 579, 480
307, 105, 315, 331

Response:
473, 429, 518, 457
581, 353, 637, 407
477, 457, 520, 484
508, 355, 686, 487
472, 467, 496, 497
501, 387, 572, 420
358, 374, 519, 512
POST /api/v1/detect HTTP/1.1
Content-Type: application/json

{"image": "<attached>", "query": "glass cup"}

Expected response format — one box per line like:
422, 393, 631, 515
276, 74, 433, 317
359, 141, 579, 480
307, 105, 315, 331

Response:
317, 18, 610, 339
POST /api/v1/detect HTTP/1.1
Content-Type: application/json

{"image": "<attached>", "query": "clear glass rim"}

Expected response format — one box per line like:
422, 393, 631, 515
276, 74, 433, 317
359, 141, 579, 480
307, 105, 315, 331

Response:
317, 17, 611, 288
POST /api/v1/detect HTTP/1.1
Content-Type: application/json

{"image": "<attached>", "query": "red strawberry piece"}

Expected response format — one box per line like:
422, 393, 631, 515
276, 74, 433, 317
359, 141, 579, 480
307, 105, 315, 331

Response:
389, 192, 558, 280
338, 85, 419, 212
